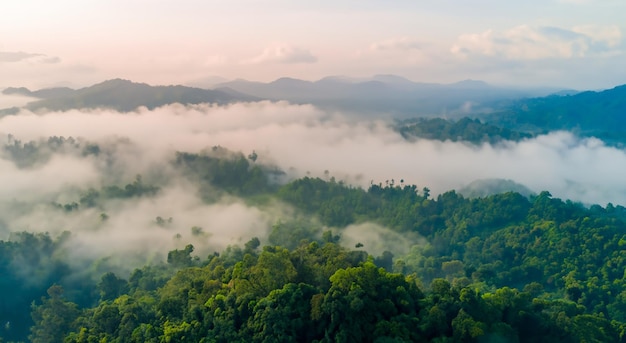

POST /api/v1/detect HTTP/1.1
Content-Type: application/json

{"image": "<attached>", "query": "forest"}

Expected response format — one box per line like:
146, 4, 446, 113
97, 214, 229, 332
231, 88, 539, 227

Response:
396, 117, 533, 145
4, 0, 626, 341
2, 136, 626, 343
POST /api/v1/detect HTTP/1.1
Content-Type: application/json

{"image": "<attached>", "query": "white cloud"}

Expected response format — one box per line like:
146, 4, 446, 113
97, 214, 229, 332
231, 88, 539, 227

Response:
0, 51, 43, 62
556, 0, 619, 4
0, 51, 61, 64
451, 25, 623, 60
4, 102, 626, 269
370, 37, 424, 51
3, 102, 626, 206
244, 44, 318, 64
573, 24, 622, 47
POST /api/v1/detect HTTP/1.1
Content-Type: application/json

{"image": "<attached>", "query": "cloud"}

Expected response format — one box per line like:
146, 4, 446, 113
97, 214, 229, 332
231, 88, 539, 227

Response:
0, 51, 44, 62
4, 102, 626, 272
64, 187, 274, 265
0, 154, 99, 201
556, 0, 619, 4
0, 51, 61, 64
370, 37, 424, 51
340, 222, 425, 257
3, 102, 626, 207
42, 56, 62, 64
245, 44, 318, 64
573, 24, 622, 48
0, 93, 39, 109
451, 25, 623, 60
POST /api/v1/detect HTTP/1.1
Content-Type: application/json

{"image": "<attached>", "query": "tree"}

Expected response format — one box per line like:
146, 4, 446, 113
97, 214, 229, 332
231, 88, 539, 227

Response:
98, 272, 129, 301
30, 285, 79, 343
167, 244, 194, 268
248, 283, 320, 342
320, 262, 423, 342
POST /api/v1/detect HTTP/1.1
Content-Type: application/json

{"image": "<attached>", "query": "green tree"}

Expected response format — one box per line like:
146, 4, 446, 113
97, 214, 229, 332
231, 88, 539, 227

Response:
320, 262, 423, 343
30, 285, 79, 343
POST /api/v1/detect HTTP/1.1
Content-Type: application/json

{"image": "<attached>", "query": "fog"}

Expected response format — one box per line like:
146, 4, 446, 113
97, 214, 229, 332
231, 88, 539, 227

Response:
2, 102, 623, 204
341, 222, 427, 257
0, 93, 37, 109
1, 101, 625, 270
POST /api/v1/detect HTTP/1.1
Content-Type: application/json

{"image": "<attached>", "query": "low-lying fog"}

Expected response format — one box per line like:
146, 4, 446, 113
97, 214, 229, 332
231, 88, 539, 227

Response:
1, 101, 623, 269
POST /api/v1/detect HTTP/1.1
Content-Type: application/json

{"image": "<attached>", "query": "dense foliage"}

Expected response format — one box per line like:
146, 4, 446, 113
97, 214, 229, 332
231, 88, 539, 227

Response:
485, 85, 626, 144
2, 147, 626, 342
397, 117, 532, 144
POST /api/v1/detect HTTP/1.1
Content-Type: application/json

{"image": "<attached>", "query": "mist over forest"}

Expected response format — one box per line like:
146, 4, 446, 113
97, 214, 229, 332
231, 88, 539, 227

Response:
2, 79, 626, 342
4, 0, 626, 341
2, 96, 625, 206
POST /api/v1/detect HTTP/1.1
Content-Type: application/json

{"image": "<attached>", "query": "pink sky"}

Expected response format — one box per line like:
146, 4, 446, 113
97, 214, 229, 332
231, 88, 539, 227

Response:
1, 0, 625, 90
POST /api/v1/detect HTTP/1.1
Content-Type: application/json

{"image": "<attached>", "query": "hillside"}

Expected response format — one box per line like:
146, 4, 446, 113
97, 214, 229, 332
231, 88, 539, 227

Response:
397, 117, 533, 144
3, 79, 260, 112
6, 76, 626, 146
215, 75, 558, 118
3, 141, 626, 341
484, 84, 626, 142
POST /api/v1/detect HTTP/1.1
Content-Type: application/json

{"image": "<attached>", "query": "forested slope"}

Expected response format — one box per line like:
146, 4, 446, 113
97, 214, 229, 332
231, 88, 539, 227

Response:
1, 143, 626, 342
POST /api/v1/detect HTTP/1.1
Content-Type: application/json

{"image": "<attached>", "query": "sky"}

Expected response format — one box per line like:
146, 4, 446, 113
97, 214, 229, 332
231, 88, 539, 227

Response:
1, 0, 625, 90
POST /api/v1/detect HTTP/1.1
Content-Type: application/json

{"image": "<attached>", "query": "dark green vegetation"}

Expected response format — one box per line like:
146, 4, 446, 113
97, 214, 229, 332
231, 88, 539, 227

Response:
4, 135, 101, 168
397, 117, 532, 144
2, 143, 626, 342
396, 82, 626, 146
485, 84, 626, 145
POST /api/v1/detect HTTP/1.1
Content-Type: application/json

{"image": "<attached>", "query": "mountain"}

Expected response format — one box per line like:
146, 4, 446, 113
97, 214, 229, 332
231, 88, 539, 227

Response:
484, 84, 626, 142
448, 79, 491, 89
215, 75, 557, 118
9, 75, 617, 135
2, 86, 75, 99
6, 79, 260, 112
184, 75, 230, 88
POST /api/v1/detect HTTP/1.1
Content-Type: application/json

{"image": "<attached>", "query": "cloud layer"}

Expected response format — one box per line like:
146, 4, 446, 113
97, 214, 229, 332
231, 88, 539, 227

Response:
2, 102, 626, 271
0, 50, 60, 64
245, 44, 318, 64
451, 25, 622, 60
2, 102, 625, 206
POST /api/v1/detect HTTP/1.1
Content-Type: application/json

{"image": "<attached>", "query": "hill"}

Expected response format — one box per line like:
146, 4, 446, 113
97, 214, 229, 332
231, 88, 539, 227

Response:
3, 79, 260, 112
216, 75, 558, 118
397, 117, 532, 144
3, 76, 572, 119
2, 86, 75, 99
484, 84, 626, 142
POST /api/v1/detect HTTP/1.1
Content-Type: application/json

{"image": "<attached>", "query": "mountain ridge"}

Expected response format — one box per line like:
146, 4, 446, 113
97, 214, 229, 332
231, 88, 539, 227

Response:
5, 76, 626, 144
2, 79, 260, 112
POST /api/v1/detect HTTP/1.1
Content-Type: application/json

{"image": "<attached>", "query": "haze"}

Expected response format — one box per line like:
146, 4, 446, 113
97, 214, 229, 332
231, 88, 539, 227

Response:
2, 103, 624, 207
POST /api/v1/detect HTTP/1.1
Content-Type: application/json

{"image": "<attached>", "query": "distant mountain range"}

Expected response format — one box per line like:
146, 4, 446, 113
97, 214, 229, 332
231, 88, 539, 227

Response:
3, 75, 626, 143
2, 75, 564, 117
2, 79, 259, 112
213, 75, 562, 118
